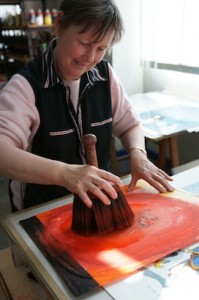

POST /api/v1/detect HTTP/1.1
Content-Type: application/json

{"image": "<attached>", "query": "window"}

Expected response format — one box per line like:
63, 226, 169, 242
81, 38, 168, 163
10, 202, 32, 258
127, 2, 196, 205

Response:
141, 0, 199, 73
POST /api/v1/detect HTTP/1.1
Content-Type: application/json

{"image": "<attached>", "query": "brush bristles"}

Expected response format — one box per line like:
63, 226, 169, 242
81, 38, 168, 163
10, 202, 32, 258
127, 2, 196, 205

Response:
71, 189, 134, 235
71, 196, 97, 235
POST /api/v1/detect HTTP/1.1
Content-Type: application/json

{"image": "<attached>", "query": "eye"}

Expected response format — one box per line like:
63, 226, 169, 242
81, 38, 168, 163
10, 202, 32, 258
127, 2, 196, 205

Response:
79, 40, 89, 47
98, 47, 107, 53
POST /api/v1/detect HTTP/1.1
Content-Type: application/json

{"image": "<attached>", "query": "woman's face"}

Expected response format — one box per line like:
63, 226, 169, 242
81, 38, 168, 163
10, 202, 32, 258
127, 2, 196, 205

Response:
54, 22, 114, 80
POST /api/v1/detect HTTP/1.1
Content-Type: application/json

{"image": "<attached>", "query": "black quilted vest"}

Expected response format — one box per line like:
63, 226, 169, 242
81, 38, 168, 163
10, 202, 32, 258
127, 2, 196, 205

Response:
16, 56, 113, 208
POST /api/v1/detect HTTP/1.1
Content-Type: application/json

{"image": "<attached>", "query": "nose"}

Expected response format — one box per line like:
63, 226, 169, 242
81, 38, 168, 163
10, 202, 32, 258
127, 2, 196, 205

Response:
84, 48, 95, 63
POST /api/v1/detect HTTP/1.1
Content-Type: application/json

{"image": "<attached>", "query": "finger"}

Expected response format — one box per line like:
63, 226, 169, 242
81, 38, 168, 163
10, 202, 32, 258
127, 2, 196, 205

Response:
155, 173, 174, 191
158, 169, 173, 181
100, 170, 122, 187
91, 187, 112, 205
146, 174, 174, 193
78, 191, 93, 208
93, 178, 118, 199
145, 177, 166, 193
79, 184, 114, 207
127, 177, 137, 192
151, 171, 175, 191
158, 179, 174, 192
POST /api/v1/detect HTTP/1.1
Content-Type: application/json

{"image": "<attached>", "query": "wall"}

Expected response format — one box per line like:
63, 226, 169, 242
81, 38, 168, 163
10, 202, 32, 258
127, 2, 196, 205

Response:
113, 0, 143, 95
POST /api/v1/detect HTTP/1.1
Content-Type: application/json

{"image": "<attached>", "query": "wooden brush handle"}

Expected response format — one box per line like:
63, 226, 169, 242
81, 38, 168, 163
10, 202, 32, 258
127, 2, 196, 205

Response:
83, 134, 98, 167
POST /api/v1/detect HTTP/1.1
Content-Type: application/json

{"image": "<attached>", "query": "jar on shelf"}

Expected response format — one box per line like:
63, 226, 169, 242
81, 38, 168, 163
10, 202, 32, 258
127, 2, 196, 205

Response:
28, 9, 36, 25
44, 9, 52, 26
51, 8, 58, 23
35, 9, 43, 25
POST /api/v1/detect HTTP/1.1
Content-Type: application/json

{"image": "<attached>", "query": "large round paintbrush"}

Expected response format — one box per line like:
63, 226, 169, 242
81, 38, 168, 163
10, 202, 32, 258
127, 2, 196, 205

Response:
71, 134, 134, 235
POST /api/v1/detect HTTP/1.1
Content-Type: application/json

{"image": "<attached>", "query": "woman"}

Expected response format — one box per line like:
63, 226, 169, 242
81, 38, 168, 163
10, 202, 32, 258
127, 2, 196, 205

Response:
0, 0, 174, 211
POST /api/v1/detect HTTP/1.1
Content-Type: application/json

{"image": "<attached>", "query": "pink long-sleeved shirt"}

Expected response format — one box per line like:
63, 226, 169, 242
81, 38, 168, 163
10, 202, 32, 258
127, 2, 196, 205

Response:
0, 62, 140, 209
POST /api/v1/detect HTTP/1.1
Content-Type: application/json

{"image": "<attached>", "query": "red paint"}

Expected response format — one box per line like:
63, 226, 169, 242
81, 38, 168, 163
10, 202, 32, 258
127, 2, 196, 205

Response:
36, 187, 199, 286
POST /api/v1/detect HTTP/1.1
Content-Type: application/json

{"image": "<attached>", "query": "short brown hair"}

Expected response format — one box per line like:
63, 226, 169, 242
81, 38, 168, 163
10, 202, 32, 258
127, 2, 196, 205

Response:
59, 0, 124, 45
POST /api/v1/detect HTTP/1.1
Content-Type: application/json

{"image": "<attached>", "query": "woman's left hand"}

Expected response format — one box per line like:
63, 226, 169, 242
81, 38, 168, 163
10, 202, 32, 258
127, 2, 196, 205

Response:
128, 150, 174, 193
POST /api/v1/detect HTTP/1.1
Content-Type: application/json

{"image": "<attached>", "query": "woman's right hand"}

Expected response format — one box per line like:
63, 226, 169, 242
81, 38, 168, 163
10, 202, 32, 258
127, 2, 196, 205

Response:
60, 164, 122, 207
0, 143, 122, 208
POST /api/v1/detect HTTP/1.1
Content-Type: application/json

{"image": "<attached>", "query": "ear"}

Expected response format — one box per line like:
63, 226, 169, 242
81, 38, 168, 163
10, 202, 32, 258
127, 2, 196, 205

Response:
54, 11, 63, 36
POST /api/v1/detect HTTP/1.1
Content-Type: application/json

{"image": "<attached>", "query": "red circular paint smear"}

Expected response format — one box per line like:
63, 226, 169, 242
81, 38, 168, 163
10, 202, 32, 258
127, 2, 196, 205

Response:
36, 192, 199, 285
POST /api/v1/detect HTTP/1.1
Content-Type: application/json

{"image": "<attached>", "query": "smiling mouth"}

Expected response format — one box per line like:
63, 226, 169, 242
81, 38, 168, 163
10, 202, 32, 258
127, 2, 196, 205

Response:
75, 59, 90, 68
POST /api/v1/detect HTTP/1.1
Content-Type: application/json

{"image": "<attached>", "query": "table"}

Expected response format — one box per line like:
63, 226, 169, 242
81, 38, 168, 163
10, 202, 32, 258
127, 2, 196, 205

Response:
129, 91, 199, 170
1, 168, 199, 300
171, 164, 199, 195
155, 135, 179, 169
